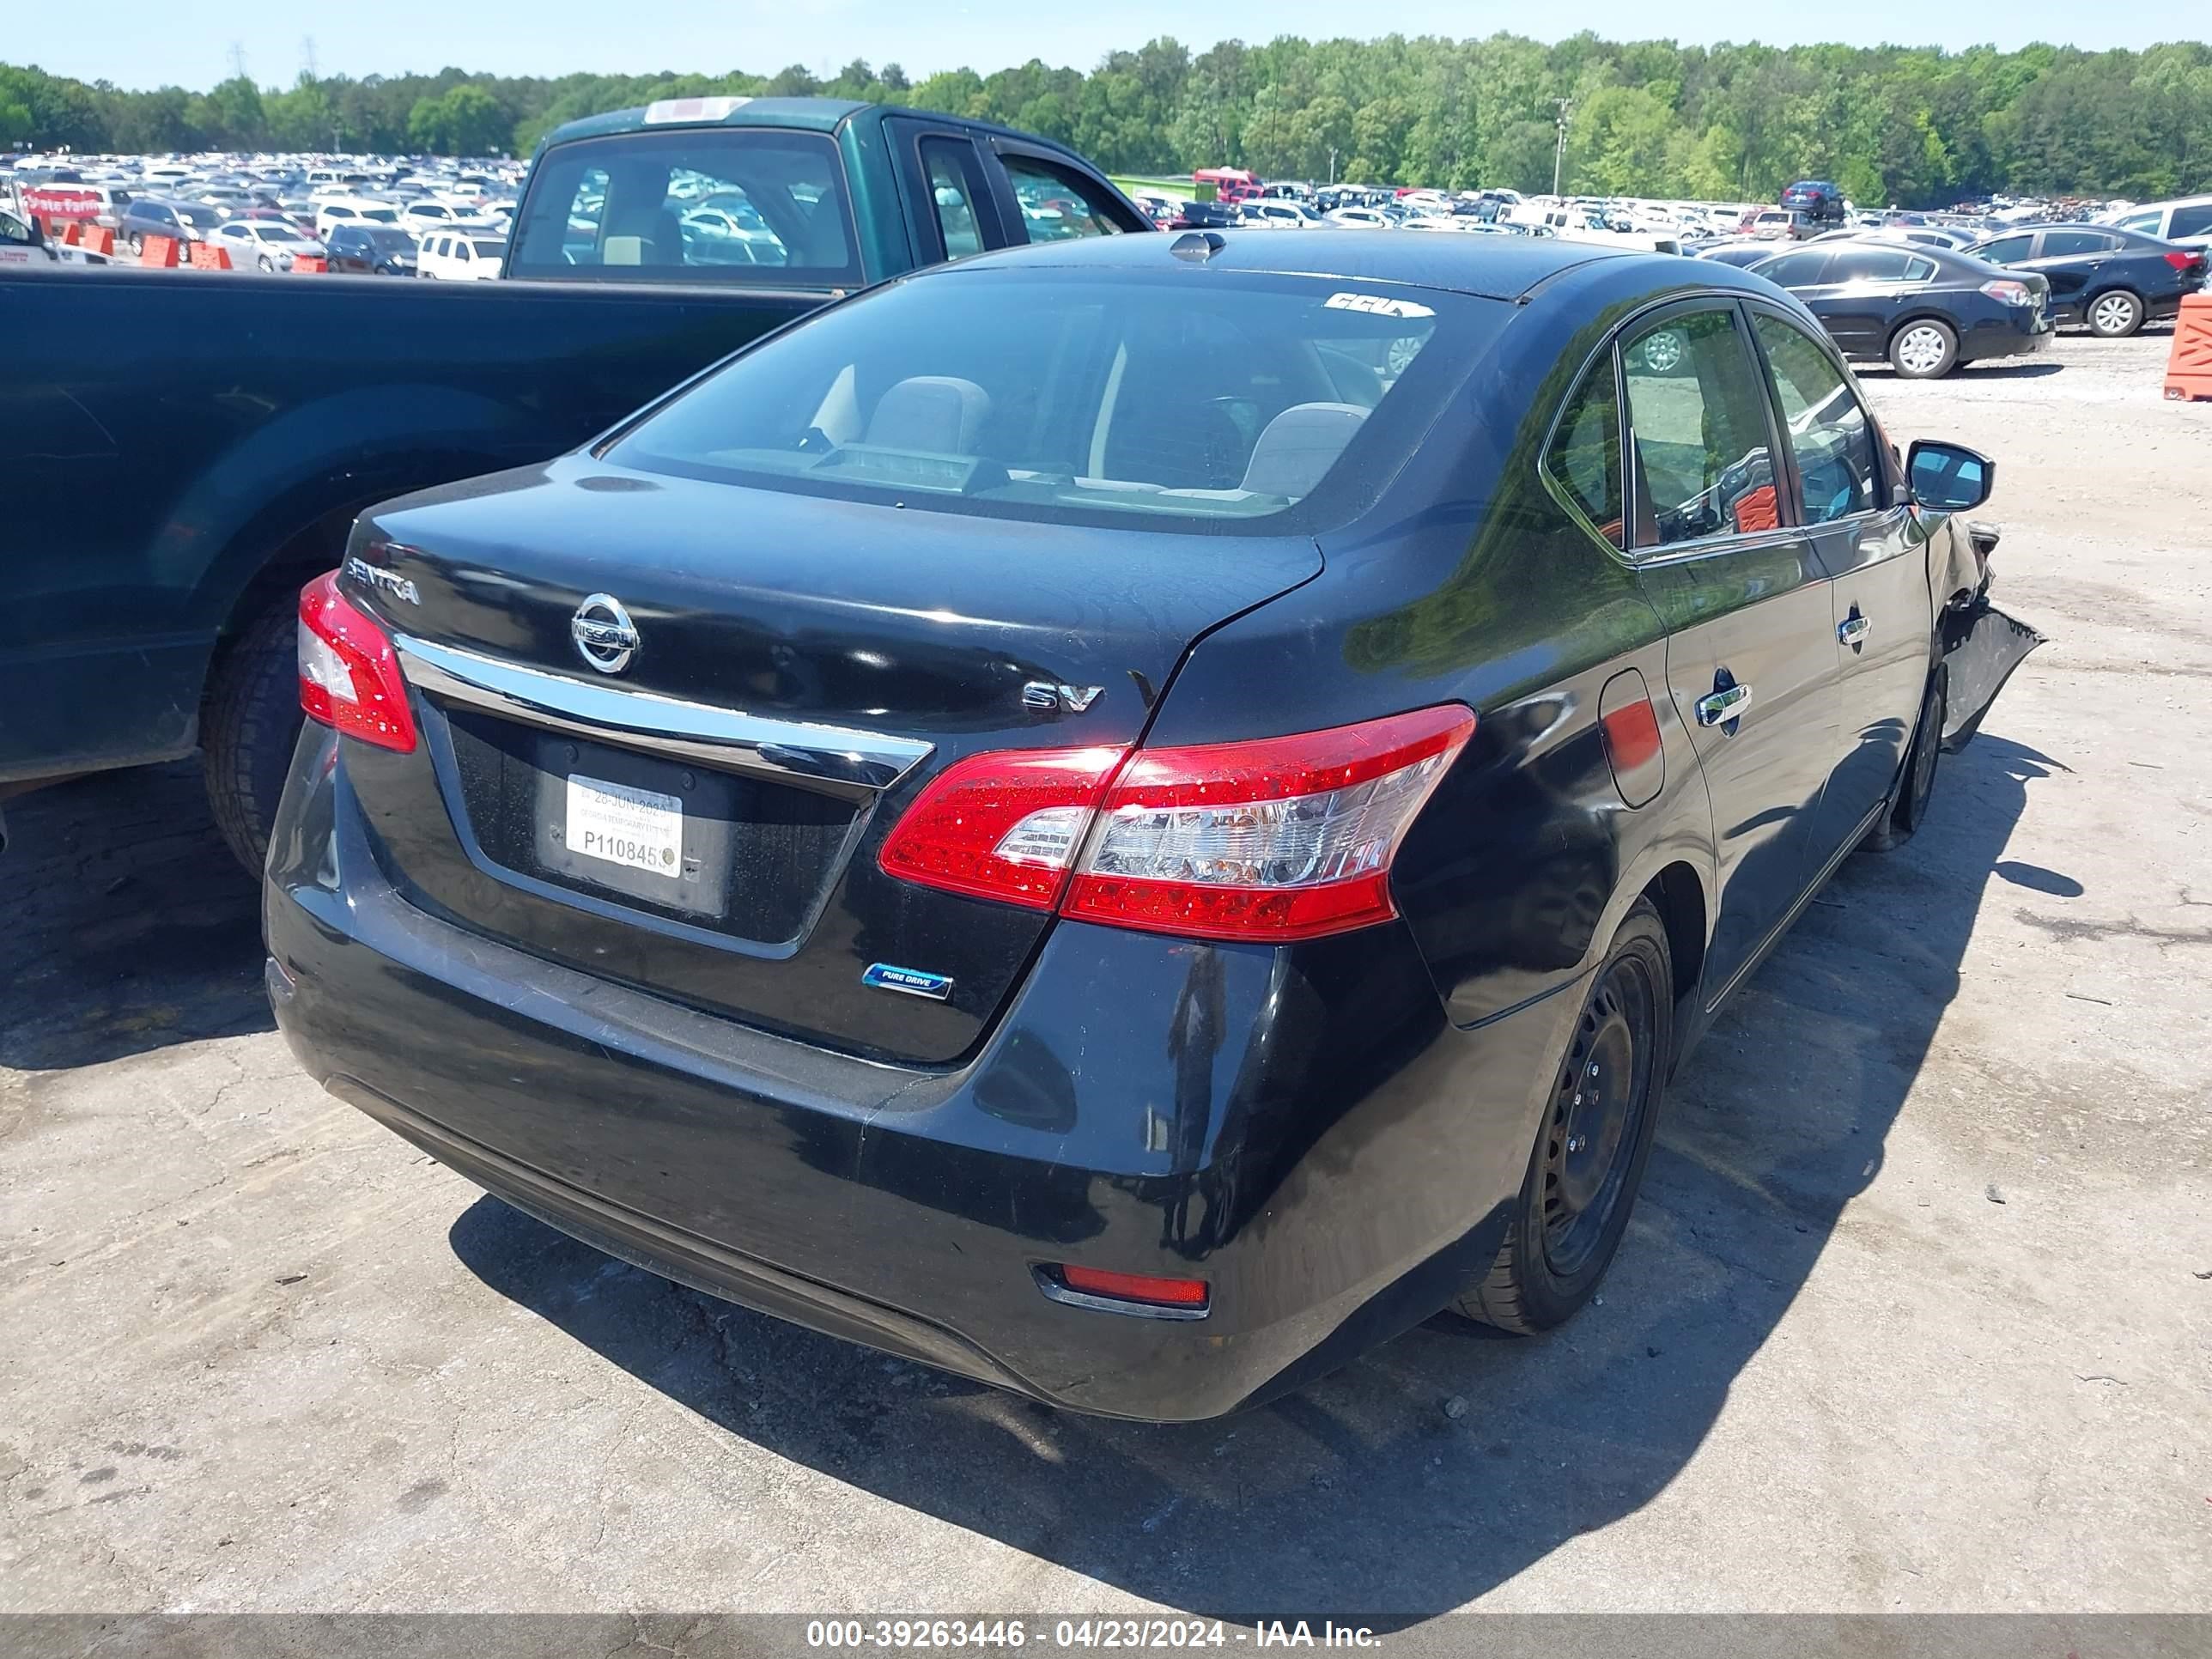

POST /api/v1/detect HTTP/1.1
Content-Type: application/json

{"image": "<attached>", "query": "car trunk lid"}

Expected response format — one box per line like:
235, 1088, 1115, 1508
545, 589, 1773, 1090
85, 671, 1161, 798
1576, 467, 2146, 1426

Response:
336, 457, 1322, 1064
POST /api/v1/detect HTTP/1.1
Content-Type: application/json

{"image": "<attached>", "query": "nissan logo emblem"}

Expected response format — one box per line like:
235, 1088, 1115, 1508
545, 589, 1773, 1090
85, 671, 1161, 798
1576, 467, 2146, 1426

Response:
571, 592, 640, 675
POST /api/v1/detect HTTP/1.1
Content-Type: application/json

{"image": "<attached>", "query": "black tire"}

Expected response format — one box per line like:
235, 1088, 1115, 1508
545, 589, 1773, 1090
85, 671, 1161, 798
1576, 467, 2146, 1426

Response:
1866, 665, 1947, 853
1455, 898, 1673, 1334
203, 591, 308, 875
1888, 318, 1959, 379
2087, 289, 2144, 339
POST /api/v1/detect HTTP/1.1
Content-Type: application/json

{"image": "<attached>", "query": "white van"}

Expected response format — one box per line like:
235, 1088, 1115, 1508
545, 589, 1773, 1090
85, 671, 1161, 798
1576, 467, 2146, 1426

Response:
314, 198, 404, 240
2100, 195, 2212, 252
416, 230, 506, 281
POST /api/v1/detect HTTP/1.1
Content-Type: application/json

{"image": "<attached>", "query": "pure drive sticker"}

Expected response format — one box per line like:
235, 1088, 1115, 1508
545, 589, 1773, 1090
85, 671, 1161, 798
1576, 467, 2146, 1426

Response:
1324, 291, 1437, 319
565, 774, 683, 878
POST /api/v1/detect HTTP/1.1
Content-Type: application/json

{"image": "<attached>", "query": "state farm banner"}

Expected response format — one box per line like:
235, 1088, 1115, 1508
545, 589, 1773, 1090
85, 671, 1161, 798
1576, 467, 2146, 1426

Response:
22, 187, 102, 221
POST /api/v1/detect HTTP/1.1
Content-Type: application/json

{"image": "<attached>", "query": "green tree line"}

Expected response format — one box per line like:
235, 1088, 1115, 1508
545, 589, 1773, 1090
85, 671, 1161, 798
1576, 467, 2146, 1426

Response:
5, 33, 2209, 205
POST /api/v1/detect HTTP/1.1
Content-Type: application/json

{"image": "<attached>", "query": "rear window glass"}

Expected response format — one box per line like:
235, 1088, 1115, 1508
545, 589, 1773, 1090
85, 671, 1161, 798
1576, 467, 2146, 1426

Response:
512, 129, 860, 288
605, 269, 1501, 532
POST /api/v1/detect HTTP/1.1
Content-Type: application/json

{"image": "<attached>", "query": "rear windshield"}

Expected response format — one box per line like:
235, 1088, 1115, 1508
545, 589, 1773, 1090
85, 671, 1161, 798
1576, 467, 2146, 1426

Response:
510, 128, 860, 288
605, 267, 1502, 532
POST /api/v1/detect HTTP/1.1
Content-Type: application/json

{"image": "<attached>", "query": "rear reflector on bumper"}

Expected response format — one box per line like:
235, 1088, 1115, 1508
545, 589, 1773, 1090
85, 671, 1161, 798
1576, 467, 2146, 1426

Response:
878, 705, 1475, 943
1039, 1265, 1211, 1318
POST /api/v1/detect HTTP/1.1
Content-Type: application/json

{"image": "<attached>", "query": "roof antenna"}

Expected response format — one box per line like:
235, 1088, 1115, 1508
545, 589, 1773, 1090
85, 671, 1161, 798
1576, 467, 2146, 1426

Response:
1171, 231, 1227, 261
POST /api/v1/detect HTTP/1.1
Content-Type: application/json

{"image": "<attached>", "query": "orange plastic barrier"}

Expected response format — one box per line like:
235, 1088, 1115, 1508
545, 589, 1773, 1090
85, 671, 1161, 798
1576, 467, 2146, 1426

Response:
78, 227, 114, 258
289, 255, 327, 273
2164, 292, 2212, 403
186, 241, 233, 271
139, 234, 179, 268
58, 220, 83, 246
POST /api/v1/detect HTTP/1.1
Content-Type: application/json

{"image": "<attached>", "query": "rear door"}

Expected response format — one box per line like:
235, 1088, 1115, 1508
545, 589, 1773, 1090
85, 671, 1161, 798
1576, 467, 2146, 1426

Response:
2028, 228, 2122, 319
1747, 304, 1929, 872
1624, 301, 1843, 1002
1811, 245, 1940, 356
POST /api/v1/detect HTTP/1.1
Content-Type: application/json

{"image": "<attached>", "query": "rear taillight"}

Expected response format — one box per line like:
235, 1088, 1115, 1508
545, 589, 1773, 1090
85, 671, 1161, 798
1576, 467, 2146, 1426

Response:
874, 745, 1123, 909
1979, 278, 2033, 307
876, 706, 1474, 943
298, 570, 416, 752
2166, 251, 2204, 272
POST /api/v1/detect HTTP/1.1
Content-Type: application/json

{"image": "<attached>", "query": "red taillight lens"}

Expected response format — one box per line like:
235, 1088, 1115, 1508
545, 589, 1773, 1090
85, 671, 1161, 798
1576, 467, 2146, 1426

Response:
1979, 278, 2033, 307
1053, 1265, 1210, 1310
297, 570, 416, 752
1065, 705, 1476, 941
877, 706, 1474, 943
875, 745, 1126, 909
2165, 251, 2203, 272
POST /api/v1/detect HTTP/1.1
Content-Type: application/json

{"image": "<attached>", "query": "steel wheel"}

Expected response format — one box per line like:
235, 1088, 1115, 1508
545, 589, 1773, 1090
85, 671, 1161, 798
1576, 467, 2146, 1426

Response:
2089, 290, 2142, 338
1891, 321, 1956, 379
1455, 898, 1674, 1334
1867, 666, 1946, 852
1540, 954, 1661, 1279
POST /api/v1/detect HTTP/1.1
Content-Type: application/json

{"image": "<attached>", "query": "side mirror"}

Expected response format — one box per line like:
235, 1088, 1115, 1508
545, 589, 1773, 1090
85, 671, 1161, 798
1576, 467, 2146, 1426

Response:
1906, 440, 1994, 512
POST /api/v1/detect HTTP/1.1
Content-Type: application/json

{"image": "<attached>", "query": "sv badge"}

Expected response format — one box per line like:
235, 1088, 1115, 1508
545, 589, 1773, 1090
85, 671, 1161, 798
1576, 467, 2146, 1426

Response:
1022, 682, 1103, 714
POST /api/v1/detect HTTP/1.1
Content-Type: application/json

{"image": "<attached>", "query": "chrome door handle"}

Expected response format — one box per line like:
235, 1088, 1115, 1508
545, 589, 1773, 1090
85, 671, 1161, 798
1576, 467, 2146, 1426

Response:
1838, 614, 1873, 647
1695, 683, 1753, 727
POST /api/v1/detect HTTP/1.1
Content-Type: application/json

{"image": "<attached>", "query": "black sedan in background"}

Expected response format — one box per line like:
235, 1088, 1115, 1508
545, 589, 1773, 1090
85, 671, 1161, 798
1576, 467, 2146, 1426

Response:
116, 198, 222, 252
325, 224, 421, 276
1749, 239, 2055, 377
267, 232, 2037, 1420
1965, 222, 2207, 337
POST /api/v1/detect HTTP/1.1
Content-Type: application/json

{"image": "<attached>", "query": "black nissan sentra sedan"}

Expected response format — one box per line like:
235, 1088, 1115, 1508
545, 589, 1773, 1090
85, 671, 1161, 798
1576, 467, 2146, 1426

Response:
1745, 239, 2056, 378
267, 231, 2039, 1420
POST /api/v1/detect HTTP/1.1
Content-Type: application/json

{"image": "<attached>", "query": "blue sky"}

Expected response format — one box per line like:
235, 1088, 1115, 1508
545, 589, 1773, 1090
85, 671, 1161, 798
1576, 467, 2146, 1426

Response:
14, 1, 2203, 92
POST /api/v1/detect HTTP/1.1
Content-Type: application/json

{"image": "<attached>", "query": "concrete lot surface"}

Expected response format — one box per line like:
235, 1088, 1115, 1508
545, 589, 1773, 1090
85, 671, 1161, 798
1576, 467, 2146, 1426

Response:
3, 332, 2209, 1621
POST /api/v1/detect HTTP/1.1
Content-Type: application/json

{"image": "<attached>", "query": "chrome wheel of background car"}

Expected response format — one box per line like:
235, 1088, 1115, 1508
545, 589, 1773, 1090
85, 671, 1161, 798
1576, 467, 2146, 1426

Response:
2089, 291, 2143, 338
257, 255, 275, 273
1891, 321, 1956, 379
1540, 952, 1660, 1278
128, 233, 143, 254
1638, 328, 1686, 373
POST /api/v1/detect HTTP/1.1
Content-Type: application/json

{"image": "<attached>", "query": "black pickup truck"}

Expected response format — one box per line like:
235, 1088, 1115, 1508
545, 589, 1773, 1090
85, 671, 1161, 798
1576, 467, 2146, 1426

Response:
0, 96, 1147, 866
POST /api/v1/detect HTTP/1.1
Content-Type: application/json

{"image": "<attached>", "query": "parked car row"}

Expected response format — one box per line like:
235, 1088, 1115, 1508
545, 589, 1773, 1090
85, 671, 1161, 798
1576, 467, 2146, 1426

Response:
1697, 216, 2206, 376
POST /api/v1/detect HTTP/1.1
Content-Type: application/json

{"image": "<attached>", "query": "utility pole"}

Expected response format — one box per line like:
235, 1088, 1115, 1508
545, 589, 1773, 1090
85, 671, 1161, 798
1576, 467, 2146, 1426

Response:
301, 36, 319, 81
1549, 98, 1572, 198
1328, 147, 1339, 185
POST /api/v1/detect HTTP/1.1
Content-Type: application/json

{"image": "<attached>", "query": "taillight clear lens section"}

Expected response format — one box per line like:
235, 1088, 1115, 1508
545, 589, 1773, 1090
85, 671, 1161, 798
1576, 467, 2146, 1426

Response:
298, 570, 417, 752
1064, 706, 1474, 941
1979, 279, 2033, 307
878, 706, 1474, 942
876, 746, 1124, 909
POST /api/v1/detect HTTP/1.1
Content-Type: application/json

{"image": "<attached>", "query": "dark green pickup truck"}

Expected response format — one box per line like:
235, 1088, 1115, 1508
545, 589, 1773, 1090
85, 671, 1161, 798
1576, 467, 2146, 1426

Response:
0, 96, 1147, 865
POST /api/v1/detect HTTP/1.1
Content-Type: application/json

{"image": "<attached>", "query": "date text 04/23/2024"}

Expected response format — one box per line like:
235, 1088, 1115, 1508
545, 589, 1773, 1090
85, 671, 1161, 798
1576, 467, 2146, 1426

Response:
803, 1620, 1382, 1649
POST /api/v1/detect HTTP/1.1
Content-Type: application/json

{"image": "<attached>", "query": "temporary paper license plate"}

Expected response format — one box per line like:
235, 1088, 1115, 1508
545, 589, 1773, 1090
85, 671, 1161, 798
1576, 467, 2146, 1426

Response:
564, 774, 683, 878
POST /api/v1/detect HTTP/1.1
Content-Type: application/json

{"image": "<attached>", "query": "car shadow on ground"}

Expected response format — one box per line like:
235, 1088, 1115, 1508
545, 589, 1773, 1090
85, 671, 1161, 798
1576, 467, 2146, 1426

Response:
447, 731, 2067, 1621
0, 761, 273, 1072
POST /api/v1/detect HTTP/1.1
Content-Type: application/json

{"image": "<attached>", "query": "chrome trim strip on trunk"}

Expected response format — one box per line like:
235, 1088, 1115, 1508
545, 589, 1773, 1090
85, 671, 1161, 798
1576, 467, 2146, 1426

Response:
393, 634, 934, 800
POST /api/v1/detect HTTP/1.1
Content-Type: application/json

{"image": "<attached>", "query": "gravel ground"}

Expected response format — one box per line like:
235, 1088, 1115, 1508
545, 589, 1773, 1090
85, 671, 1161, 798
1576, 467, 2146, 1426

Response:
3, 330, 2209, 1626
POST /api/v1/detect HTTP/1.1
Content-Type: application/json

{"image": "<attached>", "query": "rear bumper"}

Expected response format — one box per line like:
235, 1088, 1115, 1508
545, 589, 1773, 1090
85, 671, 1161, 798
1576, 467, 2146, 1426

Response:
1955, 307, 2055, 364
265, 733, 1579, 1420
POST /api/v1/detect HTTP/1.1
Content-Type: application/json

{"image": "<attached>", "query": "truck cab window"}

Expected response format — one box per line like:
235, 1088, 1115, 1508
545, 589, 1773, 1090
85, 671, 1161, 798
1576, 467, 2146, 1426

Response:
513, 130, 861, 288
921, 140, 985, 259
1001, 155, 1125, 243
